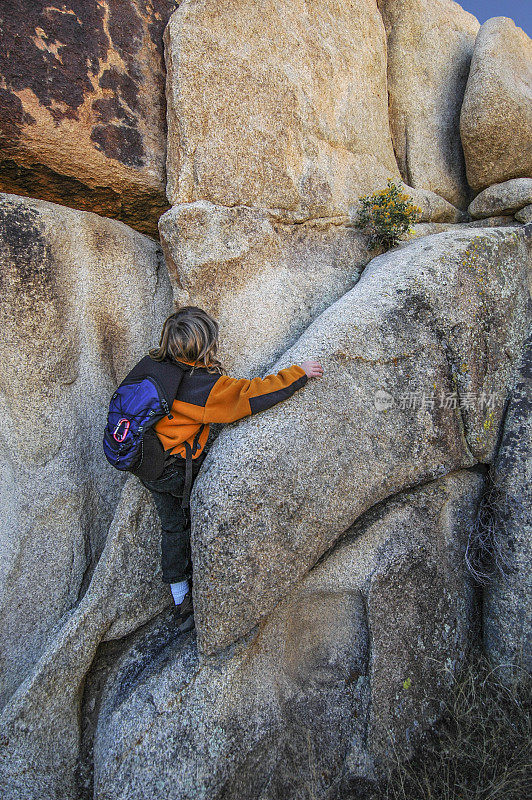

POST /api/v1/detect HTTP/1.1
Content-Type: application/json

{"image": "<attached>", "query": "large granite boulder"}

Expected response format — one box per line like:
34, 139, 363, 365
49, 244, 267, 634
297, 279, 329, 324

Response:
483, 330, 532, 681
460, 17, 532, 192
164, 0, 401, 218
404, 216, 518, 240
159, 190, 463, 376
91, 470, 481, 799
0, 1, 178, 237
0, 477, 173, 800
159, 200, 369, 374
190, 226, 532, 655
0, 193, 173, 712
515, 205, 532, 224
160, 0, 470, 377
468, 178, 532, 219
377, 0, 479, 209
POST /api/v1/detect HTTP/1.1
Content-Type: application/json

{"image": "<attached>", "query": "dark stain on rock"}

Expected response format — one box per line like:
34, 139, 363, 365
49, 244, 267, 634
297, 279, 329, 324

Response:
0, 1, 108, 115
76, 612, 190, 800
494, 330, 532, 474
92, 96, 130, 125
403, 291, 435, 326
0, 199, 54, 303
91, 123, 144, 169
94, 312, 130, 385
107, 0, 144, 60
90, 63, 145, 165
0, 197, 82, 400
0, 160, 169, 238
0, 1, 179, 181
98, 67, 140, 113
148, 3, 176, 60
0, 0, 179, 120
0, 88, 35, 145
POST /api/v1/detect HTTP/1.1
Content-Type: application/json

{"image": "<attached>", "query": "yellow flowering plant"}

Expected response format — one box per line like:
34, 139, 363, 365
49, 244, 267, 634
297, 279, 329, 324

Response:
353, 178, 422, 250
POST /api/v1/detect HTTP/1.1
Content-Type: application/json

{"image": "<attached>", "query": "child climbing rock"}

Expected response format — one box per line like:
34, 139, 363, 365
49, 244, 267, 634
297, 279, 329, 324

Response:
140, 306, 323, 632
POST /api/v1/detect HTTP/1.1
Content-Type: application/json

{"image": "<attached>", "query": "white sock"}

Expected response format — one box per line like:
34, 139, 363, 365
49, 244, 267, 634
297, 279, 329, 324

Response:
170, 579, 189, 606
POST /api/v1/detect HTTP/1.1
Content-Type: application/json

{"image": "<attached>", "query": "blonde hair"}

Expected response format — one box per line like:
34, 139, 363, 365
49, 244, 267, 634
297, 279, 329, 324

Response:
149, 306, 224, 375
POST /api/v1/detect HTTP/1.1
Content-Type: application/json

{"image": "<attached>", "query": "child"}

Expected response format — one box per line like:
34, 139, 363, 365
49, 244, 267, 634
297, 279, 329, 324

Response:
140, 306, 323, 632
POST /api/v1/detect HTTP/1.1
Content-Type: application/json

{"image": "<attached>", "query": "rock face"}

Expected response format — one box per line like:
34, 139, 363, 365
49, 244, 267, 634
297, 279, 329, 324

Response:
377, 0, 479, 209
515, 205, 532, 224
160, 0, 468, 375
190, 226, 531, 655
1, 3, 532, 799
164, 0, 401, 218
0, 193, 172, 712
92, 470, 481, 799
0, 1, 178, 237
404, 216, 518, 240
460, 17, 532, 192
159, 201, 369, 374
483, 330, 532, 680
468, 178, 532, 219
0, 477, 172, 800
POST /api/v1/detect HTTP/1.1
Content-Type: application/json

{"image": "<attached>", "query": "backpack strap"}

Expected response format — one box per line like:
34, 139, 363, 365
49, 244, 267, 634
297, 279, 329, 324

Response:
124, 355, 186, 411
180, 423, 206, 509
125, 354, 204, 504
123, 356, 189, 482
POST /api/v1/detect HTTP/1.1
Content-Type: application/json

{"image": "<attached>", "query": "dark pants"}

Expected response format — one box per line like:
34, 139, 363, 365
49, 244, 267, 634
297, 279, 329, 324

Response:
140, 454, 205, 584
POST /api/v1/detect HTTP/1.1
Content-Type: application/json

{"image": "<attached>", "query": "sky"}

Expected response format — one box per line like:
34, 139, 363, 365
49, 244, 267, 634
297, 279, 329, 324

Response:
458, 0, 531, 36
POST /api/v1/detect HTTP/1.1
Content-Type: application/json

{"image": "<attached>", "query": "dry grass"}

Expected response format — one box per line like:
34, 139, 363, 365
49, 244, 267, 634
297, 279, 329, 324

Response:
464, 470, 520, 585
366, 652, 531, 800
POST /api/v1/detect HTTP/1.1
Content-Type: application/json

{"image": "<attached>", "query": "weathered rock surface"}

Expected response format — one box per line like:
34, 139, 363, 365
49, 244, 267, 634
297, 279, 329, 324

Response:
483, 330, 532, 680
469, 178, 532, 219
0, 477, 172, 800
515, 204, 532, 224
0, 1, 177, 237
164, 0, 401, 218
159, 186, 464, 376
92, 470, 481, 800
1, 4, 531, 797
404, 216, 518, 240
460, 17, 532, 192
322, 470, 482, 777
160, 0, 468, 378
0, 193, 172, 712
190, 226, 531, 655
159, 201, 369, 374
402, 185, 465, 223
377, 0, 479, 209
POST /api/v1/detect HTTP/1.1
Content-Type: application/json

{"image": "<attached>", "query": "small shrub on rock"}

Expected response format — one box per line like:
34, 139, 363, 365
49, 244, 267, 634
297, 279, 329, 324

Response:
353, 179, 422, 250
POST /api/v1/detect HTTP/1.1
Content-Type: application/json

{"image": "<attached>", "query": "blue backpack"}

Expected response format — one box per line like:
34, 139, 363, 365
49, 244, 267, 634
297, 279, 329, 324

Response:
103, 355, 188, 483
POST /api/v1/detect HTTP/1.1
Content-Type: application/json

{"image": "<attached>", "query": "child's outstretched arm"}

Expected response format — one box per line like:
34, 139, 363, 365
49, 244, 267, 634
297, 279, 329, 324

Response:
202, 360, 323, 424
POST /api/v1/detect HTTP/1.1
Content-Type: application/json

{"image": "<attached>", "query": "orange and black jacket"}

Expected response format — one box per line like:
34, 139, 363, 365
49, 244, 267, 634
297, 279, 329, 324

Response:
154, 357, 309, 461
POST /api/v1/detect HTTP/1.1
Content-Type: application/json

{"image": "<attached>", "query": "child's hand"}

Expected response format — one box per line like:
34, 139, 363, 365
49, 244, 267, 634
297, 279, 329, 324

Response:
300, 360, 324, 378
